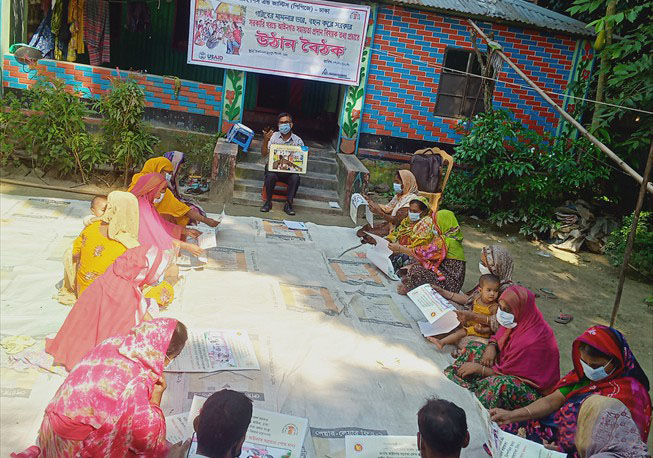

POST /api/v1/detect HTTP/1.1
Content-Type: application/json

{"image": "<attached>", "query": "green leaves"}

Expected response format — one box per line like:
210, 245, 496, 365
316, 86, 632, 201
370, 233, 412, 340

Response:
605, 212, 653, 276
445, 110, 609, 237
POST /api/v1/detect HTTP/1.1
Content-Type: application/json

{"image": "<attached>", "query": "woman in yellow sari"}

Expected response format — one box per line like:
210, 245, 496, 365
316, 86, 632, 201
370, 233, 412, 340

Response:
128, 157, 220, 227
59, 191, 175, 308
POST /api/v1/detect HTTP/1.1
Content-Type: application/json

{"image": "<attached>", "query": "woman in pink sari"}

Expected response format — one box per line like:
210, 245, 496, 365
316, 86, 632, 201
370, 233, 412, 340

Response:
15, 319, 187, 457
445, 286, 560, 410
46, 245, 173, 371
130, 172, 203, 257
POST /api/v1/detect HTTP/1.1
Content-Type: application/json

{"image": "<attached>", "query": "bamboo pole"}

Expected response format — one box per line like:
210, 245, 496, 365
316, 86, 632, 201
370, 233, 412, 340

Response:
467, 19, 653, 194
610, 141, 653, 326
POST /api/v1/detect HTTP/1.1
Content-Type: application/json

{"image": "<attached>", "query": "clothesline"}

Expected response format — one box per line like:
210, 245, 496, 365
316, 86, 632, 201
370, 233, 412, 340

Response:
370, 46, 653, 116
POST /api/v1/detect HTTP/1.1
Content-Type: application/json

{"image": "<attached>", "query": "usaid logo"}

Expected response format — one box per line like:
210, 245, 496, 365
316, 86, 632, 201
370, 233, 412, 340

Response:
199, 51, 206, 59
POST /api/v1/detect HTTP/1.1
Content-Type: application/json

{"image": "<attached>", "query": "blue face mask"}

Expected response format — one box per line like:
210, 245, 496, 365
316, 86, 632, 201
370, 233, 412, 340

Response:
279, 123, 291, 135
580, 359, 614, 381
393, 183, 402, 194
408, 212, 421, 222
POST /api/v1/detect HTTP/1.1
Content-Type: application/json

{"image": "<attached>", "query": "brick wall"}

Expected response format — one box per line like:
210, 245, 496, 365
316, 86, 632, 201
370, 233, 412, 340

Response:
362, 6, 580, 144
2, 55, 222, 117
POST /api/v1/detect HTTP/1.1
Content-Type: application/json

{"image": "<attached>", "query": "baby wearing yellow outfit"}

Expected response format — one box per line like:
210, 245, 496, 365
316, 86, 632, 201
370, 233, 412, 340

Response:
429, 274, 500, 350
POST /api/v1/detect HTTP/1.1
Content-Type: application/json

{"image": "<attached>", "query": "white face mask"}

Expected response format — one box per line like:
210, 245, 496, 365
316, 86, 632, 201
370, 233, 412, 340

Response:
496, 309, 517, 328
153, 193, 165, 204
408, 212, 421, 222
479, 262, 491, 275
164, 172, 172, 182
393, 183, 403, 194
580, 359, 613, 381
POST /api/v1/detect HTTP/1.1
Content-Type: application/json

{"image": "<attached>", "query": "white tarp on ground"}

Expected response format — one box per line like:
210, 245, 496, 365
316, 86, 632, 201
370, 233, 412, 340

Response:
0, 194, 488, 457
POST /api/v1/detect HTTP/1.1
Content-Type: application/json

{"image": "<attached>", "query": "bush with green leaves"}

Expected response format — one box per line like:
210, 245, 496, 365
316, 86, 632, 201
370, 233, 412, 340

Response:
605, 211, 653, 277
169, 131, 222, 177
2, 79, 106, 180
94, 78, 158, 185
445, 109, 610, 236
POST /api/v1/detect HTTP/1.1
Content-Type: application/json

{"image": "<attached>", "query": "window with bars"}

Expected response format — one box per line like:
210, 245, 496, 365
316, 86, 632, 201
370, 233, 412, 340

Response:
434, 47, 485, 118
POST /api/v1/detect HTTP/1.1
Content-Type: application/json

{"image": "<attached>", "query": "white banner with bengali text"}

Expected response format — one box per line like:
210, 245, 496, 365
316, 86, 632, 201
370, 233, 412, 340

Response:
187, 0, 370, 85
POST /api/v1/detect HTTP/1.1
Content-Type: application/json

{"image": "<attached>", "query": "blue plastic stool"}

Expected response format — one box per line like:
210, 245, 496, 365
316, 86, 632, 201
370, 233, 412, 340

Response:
226, 123, 255, 152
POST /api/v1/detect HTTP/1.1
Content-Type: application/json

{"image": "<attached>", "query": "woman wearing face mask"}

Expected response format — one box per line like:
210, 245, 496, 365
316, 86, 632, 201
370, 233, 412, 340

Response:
444, 286, 560, 412
129, 157, 220, 227
131, 173, 204, 258
489, 325, 651, 456
385, 197, 437, 272
391, 209, 466, 295
356, 170, 419, 243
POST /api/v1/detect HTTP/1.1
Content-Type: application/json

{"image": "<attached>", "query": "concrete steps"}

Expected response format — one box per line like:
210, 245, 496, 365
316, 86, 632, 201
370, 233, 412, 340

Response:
233, 136, 343, 214
232, 190, 342, 215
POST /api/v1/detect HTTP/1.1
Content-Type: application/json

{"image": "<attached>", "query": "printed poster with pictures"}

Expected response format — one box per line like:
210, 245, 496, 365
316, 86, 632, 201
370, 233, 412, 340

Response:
407, 284, 459, 333
186, 395, 309, 457
187, 0, 370, 85
268, 144, 309, 174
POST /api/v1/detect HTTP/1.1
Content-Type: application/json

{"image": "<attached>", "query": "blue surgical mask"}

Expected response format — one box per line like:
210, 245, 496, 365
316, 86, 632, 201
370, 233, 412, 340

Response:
164, 172, 172, 183
496, 309, 517, 328
279, 123, 291, 135
408, 212, 421, 222
393, 183, 402, 194
580, 359, 614, 381
153, 193, 165, 204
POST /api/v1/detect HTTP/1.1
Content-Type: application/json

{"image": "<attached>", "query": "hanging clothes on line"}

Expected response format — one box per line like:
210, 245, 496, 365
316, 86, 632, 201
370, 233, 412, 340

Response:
67, 0, 85, 61
85, 0, 110, 65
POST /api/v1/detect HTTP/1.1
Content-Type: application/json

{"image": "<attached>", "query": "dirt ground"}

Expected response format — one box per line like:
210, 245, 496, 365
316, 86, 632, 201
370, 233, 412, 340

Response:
2, 176, 652, 446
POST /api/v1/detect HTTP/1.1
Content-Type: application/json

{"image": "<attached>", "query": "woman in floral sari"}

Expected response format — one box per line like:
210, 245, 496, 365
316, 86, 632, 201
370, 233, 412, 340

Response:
489, 326, 651, 456
385, 196, 436, 273
15, 319, 187, 457
392, 209, 466, 295
445, 286, 560, 411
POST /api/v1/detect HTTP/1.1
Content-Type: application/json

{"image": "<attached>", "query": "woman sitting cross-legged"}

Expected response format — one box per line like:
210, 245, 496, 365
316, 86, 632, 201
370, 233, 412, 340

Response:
14, 319, 187, 457
445, 286, 560, 411
356, 170, 419, 242
388, 208, 466, 295
489, 325, 651, 456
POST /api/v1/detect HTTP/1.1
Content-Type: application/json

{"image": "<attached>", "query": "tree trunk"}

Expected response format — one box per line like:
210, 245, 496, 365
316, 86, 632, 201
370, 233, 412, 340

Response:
590, 0, 617, 132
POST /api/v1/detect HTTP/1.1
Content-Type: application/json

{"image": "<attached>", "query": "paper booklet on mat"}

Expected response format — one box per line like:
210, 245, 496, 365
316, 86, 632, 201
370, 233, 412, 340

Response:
350, 193, 373, 227
165, 329, 260, 373
197, 229, 218, 250
268, 144, 309, 174
407, 284, 459, 333
284, 220, 308, 231
475, 398, 565, 458
186, 395, 309, 458
364, 233, 398, 281
165, 413, 188, 445
345, 435, 420, 458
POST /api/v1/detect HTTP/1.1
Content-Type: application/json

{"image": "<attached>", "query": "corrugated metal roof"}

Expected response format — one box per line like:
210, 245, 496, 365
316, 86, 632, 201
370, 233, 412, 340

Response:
385, 0, 594, 36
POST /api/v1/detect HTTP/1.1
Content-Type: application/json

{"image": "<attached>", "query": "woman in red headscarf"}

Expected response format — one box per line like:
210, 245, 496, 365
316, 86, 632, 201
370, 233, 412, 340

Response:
444, 286, 561, 411
130, 172, 204, 257
489, 325, 651, 456
46, 245, 174, 372
14, 319, 187, 457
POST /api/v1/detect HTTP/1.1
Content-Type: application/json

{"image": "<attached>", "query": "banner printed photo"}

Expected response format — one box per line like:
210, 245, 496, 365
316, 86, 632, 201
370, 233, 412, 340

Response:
187, 0, 370, 85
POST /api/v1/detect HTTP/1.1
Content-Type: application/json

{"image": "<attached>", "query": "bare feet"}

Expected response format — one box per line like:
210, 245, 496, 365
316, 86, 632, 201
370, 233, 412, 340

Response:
427, 336, 445, 350
397, 284, 408, 295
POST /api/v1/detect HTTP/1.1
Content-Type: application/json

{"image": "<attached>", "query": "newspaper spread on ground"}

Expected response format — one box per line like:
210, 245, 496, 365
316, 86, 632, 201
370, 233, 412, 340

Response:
350, 193, 373, 227
186, 395, 309, 457
364, 233, 398, 281
345, 435, 420, 458
407, 284, 459, 332
165, 329, 260, 373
